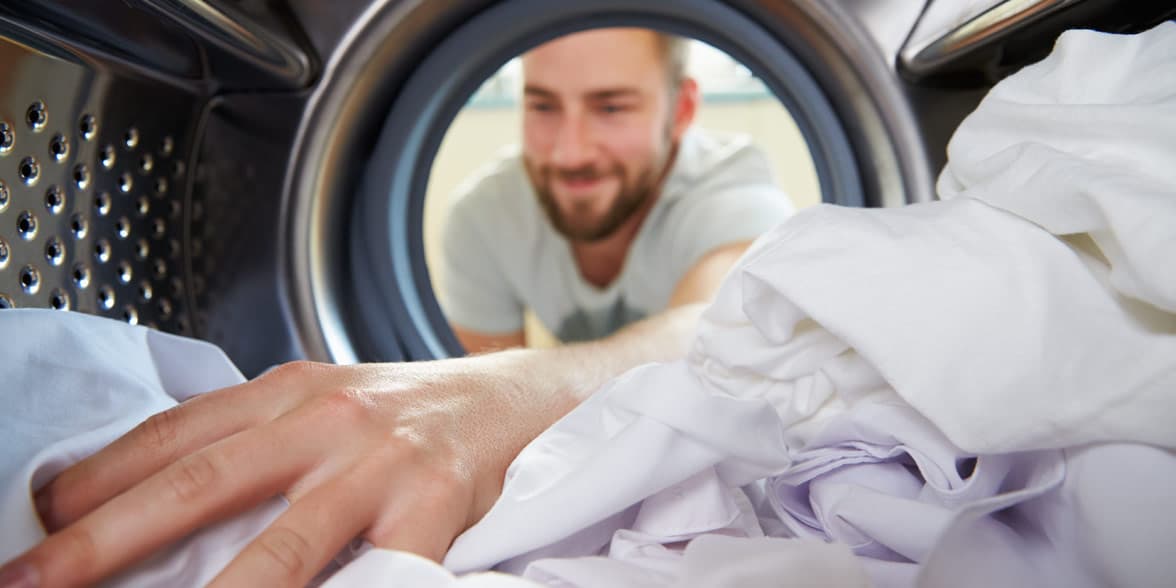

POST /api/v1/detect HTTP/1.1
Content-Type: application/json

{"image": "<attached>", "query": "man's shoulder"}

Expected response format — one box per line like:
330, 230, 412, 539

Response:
671, 128, 775, 189
450, 148, 532, 215
449, 148, 529, 203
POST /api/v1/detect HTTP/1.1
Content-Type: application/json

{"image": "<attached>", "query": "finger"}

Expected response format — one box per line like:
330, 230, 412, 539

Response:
37, 367, 309, 531
209, 467, 378, 587
9, 419, 316, 588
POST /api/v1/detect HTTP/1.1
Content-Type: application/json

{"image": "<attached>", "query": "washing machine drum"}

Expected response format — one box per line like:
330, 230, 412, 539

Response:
0, 0, 1168, 375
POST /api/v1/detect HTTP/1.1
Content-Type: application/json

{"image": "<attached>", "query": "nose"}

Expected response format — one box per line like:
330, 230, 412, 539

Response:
550, 111, 593, 169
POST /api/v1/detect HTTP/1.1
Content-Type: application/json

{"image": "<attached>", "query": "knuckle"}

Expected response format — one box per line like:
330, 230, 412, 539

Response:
263, 360, 321, 382
138, 407, 181, 450
316, 387, 375, 424
256, 526, 312, 579
164, 453, 217, 503
52, 526, 99, 571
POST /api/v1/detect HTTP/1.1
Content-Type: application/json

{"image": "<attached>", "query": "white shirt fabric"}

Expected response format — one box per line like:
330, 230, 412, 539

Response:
0, 309, 287, 587
2, 22, 1175, 588
440, 128, 794, 341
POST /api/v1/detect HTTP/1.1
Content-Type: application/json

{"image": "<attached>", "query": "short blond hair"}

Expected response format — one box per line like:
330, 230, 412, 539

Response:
654, 32, 691, 87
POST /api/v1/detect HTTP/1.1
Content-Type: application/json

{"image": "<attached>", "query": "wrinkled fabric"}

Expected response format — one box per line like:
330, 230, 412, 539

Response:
439, 23, 1176, 585
0, 309, 287, 587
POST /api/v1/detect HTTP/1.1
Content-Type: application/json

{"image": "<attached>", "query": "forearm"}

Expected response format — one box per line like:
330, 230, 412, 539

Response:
481, 302, 702, 413
448, 303, 705, 510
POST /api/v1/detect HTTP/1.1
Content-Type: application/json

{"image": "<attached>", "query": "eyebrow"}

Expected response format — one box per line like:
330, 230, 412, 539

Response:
523, 85, 642, 101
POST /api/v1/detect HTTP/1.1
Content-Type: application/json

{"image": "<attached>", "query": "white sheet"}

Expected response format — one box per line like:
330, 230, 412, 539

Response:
0, 310, 287, 587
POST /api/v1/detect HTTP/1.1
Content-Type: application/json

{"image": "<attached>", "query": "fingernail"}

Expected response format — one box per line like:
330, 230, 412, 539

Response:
0, 562, 39, 588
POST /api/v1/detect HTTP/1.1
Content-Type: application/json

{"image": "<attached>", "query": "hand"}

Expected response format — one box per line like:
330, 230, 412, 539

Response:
2, 356, 572, 587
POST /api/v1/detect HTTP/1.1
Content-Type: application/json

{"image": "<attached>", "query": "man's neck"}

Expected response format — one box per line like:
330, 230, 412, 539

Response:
571, 195, 658, 289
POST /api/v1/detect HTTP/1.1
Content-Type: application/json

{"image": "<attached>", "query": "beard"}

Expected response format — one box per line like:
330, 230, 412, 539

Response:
527, 141, 677, 243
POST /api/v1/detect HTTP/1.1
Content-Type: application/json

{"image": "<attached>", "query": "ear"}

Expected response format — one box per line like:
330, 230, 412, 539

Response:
670, 77, 700, 140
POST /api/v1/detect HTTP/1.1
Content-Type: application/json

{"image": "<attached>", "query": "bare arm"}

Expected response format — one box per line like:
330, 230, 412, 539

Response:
669, 239, 755, 307
453, 325, 527, 355
2, 304, 705, 587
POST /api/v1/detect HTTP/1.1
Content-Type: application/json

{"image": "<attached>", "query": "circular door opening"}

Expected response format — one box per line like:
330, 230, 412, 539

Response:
286, 0, 933, 365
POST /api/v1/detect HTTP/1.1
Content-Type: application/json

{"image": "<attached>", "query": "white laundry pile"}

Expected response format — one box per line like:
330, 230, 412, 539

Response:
1, 22, 1175, 588
434, 22, 1176, 586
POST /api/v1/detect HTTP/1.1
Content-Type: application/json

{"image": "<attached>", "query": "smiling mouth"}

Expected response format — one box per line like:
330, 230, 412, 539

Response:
559, 175, 602, 190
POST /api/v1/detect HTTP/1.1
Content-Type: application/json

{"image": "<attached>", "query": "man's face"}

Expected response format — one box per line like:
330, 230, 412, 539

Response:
521, 29, 688, 243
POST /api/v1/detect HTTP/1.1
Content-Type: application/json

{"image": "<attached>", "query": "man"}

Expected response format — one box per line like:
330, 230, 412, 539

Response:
441, 28, 792, 353
0, 29, 789, 588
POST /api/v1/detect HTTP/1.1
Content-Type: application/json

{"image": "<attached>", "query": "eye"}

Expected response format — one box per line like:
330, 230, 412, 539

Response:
597, 103, 630, 115
527, 101, 557, 113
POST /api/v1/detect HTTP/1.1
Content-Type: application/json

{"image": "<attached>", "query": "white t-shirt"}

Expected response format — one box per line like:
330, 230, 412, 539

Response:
440, 128, 794, 342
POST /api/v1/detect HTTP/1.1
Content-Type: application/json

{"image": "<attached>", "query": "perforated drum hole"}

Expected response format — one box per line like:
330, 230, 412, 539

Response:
115, 217, 131, 239
154, 177, 168, 196
0, 121, 14, 153
116, 173, 133, 194
45, 186, 65, 215
97, 285, 115, 310
116, 260, 133, 283
19, 265, 40, 294
100, 145, 117, 169
176, 315, 188, 332
134, 238, 150, 260
0, 294, 12, 309
192, 201, 204, 221
152, 258, 167, 279
122, 305, 138, 325
16, 211, 37, 240
94, 239, 111, 263
152, 218, 166, 239
169, 238, 181, 260
73, 164, 91, 189
161, 136, 174, 157
49, 133, 69, 162
190, 238, 202, 257
137, 280, 153, 302
19, 156, 40, 185
157, 297, 173, 319
69, 213, 88, 240
135, 196, 150, 217
72, 263, 90, 288
170, 277, 183, 297
123, 128, 139, 150
139, 154, 154, 174
94, 191, 112, 216
0, 180, 9, 212
169, 200, 182, 220
49, 288, 70, 311
172, 161, 186, 179
79, 114, 97, 141
0, 237, 9, 269
26, 101, 47, 132
44, 237, 65, 266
